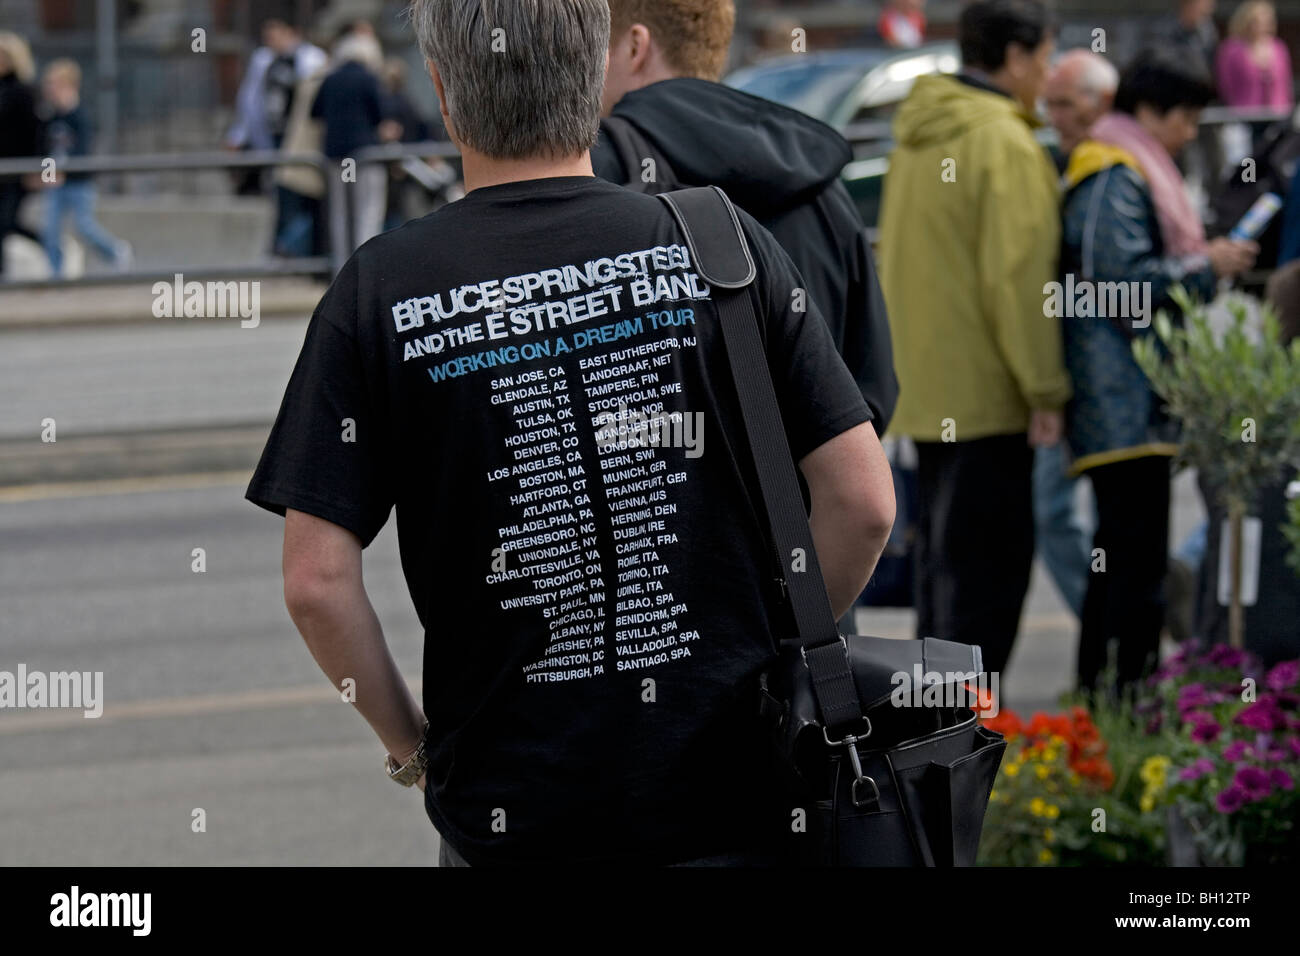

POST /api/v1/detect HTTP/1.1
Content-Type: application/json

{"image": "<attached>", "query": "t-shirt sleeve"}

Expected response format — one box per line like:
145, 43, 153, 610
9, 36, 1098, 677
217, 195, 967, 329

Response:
245, 259, 394, 548
738, 210, 874, 462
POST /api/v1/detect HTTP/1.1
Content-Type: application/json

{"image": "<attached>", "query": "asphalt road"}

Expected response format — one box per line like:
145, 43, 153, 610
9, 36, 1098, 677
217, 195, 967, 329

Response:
0, 477, 439, 866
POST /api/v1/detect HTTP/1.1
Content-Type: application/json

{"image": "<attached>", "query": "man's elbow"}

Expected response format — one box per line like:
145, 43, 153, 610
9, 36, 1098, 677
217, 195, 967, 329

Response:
854, 488, 896, 555
282, 553, 357, 622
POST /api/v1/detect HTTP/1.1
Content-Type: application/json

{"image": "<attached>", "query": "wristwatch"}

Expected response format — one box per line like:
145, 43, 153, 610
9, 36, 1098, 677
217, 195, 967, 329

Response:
385, 722, 430, 787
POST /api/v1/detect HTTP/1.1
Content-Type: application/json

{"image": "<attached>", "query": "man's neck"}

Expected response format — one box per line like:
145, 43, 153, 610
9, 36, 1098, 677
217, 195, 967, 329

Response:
460, 150, 595, 193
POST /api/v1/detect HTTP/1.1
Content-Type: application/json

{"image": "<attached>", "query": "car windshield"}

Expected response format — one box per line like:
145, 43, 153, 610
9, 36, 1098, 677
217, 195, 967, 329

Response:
729, 56, 888, 121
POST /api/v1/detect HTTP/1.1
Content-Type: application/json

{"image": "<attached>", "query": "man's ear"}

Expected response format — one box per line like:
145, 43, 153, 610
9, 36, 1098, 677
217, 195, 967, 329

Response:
427, 59, 456, 141
627, 23, 654, 74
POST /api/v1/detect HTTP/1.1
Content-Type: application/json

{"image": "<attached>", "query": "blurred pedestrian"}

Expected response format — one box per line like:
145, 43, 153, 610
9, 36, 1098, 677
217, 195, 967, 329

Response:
1216, 2, 1293, 109
380, 57, 433, 232
225, 21, 325, 197
1147, 1, 1220, 82
270, 59, 330, 259
878, 0, 1070, 679
878, 0, 928, 50
1059, 50, 1258, 696
1045, 49, 1119, 161
1032, 49, 1120, 620
312, 30, 389, 259
0, 32, 40, 278
38, 59, 131, 277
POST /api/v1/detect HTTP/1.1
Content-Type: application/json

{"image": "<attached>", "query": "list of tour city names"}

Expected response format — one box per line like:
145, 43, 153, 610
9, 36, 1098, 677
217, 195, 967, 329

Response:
486, 321, 702, 685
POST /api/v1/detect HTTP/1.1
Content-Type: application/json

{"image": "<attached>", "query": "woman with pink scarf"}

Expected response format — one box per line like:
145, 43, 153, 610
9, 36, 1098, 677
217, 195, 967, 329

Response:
1057, 51, 1258, 699
1217, 2, 1293, 109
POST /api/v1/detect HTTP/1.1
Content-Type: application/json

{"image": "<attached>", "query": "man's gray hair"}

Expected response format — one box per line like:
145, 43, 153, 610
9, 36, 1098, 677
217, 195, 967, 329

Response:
408, 0, 609, 159
1062, 48, 1119, 102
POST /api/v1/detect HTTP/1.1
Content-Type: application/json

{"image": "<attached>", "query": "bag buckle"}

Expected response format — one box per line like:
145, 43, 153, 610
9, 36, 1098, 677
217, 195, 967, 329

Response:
822, 718, 879, 809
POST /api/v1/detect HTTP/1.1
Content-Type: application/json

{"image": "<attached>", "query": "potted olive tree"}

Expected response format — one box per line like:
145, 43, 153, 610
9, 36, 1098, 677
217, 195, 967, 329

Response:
1133, 289, 1300, 650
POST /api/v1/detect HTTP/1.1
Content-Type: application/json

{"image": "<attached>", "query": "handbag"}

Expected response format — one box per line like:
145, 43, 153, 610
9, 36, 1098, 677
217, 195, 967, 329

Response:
657, 186, 1006, 866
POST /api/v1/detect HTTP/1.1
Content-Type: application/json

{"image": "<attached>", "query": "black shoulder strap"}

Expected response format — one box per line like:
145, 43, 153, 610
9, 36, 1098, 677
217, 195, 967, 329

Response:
602, 116, 677, 195
657, 186, 865, 730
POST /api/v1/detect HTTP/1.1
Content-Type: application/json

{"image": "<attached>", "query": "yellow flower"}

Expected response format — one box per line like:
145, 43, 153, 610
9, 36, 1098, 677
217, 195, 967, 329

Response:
1035, 764, 1050, 780
1039, 848, 1054, 864
1029, 797, 1046, 817
1140, 794, 1155, 813
1045, 803, 1060, 819
1043, 748, 1059, 762
1004, 762, 1020, 777
989, 789, 999, 803
1043, 828, 1056, 843
1140, 755, 1171, 786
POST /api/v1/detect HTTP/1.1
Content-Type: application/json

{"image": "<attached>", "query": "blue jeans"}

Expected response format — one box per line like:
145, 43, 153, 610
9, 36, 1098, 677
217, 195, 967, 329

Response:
43, 180, 121, 276
1033, 443, 1090, 619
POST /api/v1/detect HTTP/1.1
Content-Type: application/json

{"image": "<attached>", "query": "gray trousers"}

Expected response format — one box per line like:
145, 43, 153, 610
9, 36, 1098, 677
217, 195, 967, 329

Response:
327, 162, 386, 264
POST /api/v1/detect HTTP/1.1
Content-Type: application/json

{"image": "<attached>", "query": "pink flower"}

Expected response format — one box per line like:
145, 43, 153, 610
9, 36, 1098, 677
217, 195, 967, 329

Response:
1190, 716, 1222, 743
1234, 766, 1273, 802
1216, 786, 1247, 813
1265, 660, 1300, 691
1270, 769, 1294, 791
1222, 740, 1251, 761
1178, 758, 1215, 782
1288, 738, 1300, 759
1206, 645, 1246, 670
1235, 701, 1282, 732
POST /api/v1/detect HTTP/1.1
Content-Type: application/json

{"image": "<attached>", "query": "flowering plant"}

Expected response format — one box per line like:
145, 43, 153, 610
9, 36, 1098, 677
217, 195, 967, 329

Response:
975, 706, 1164, 865
1136, 642, 1300, 865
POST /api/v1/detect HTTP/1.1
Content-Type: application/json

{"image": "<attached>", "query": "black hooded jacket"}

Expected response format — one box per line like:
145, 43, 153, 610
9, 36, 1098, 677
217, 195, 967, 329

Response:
592, 77, 897, 434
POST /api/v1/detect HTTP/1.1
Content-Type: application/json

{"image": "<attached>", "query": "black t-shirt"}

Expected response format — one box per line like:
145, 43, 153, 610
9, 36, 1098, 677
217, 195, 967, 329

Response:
245, 176, 871, 865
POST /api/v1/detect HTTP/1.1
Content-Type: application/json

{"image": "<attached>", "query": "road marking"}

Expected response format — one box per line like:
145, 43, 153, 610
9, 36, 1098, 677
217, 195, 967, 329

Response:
0, 679, 421, 733
0, 470, 252, 503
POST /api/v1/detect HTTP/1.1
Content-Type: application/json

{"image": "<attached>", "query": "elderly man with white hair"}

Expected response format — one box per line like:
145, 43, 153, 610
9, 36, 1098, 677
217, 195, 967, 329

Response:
1029, 50, 1120, 624
1046, 49, 1120, 158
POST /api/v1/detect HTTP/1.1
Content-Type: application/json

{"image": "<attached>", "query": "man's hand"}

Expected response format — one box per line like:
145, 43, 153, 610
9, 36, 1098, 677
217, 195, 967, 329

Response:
1028, 409, 1063, 447
1207, 237, 1259, 279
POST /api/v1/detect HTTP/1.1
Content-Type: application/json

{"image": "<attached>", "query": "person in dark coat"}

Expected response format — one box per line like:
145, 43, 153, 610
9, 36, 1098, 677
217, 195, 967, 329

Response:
1059, 51, 1257, 697
593, 0, 899, 439
0, 33, 41, 277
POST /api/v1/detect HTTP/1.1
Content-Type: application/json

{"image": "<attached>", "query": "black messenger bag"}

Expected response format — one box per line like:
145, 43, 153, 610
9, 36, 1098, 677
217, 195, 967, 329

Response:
657, 186, 1007, 867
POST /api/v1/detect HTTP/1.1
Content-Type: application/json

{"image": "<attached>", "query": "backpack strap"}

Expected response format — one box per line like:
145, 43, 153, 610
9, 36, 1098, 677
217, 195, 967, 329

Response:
656, 186, 865, 733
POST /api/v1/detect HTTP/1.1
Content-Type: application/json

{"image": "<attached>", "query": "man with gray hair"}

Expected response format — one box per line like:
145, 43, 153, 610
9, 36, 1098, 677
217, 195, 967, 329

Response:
246, 0, 894, 866
1045, 49, 1120, 158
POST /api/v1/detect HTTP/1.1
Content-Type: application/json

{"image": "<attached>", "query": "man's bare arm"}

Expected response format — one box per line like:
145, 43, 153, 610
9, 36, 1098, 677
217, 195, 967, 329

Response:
799, 421, 896, 619
282, 509, 427, 779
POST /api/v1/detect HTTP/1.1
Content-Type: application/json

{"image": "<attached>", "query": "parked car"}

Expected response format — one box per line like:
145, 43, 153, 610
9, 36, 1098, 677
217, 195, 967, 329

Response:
726, 44, 960, 226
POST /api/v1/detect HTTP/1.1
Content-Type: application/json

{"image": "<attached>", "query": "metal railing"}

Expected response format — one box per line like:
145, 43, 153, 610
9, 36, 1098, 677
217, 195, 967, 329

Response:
0, 140, 462, 288
0, 106, 1294, 289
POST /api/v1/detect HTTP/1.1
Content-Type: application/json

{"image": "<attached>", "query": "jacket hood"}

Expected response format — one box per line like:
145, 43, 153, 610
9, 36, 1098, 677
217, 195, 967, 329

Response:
892, 74, 1038, 150
608, 77, 852, 215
